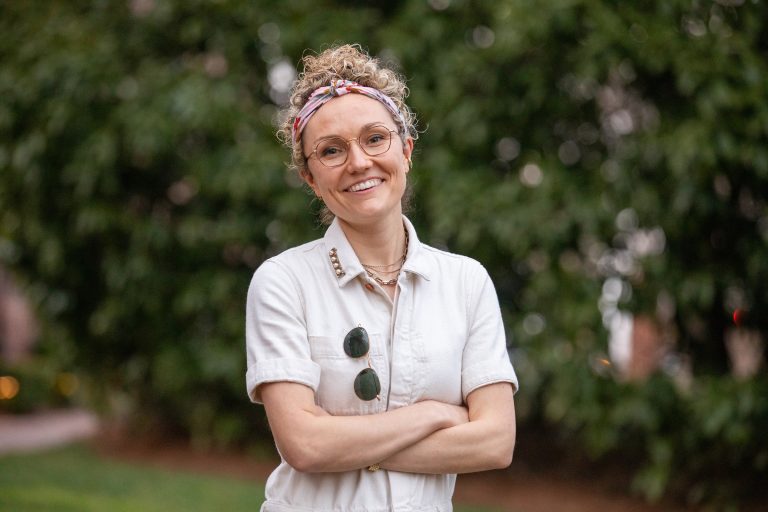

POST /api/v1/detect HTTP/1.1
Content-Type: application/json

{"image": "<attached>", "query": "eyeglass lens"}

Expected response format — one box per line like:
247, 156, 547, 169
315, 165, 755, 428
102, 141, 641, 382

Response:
343, 326, 381, 401
316, 125, 393, 167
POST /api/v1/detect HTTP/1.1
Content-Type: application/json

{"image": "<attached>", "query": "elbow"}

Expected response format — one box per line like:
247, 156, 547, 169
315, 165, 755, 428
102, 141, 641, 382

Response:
279, 441, 325, 473
284, 452, 323, 473
284, 448, 327, 473
283, 452, 314, 473
489, 429, 516, 470
494, 440, 515, 469
494, 412, 517, 469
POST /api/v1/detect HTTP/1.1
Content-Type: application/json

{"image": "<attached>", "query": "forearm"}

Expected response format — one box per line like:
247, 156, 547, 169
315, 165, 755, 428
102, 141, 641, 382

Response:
290, 403, 454, 472
262, 383, 466, 473
380, 416, 515, 474
381, 383, 516, 474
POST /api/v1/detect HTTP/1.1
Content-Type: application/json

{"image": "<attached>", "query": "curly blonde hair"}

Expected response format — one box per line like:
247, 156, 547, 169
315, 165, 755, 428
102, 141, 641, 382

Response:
278, 44, 417, 177
277, 44, 417, 224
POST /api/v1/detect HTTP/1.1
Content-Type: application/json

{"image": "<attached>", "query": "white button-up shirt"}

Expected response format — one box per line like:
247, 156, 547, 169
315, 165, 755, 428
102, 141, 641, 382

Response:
246, 216, 518, 512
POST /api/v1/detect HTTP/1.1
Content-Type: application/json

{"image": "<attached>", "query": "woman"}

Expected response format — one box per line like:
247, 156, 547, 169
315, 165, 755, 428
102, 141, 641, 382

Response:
246, 44, 518, 511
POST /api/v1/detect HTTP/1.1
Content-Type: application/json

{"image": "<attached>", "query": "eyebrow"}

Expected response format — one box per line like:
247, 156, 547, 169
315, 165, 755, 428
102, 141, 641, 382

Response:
311, 122, 396, 144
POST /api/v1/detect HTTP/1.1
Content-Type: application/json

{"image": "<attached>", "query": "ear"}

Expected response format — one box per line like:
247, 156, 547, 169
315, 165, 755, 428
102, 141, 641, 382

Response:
403, 137, 414, 172
301, 169, 321, 197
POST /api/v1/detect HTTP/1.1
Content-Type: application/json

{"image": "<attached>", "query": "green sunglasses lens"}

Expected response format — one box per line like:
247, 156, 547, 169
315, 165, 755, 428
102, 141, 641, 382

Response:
344, 326, 369, 358
344, 326, 380, 401
354, 367, 381, 401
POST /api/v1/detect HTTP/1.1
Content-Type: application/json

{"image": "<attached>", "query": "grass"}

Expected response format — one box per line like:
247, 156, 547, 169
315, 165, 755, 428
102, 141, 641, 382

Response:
0, 444, 265, 512
0, 444, 499, 512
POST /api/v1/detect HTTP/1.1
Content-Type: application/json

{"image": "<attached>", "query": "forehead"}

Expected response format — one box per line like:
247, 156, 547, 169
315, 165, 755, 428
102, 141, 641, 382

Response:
302, 94, 397, 142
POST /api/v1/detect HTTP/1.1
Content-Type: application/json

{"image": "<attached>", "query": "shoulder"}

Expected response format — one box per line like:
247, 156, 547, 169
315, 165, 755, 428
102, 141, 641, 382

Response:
255, 238, 324, 273
417, 242, 490, 281
249, 238, 325, 292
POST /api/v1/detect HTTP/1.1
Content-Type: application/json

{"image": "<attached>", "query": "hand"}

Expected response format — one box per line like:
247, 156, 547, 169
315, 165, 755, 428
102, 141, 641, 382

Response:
418, 400, 469, 429
443, 403, 470, 428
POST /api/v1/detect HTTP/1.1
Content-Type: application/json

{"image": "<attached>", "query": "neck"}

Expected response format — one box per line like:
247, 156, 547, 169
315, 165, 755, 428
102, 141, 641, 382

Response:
338, 215, 407, 267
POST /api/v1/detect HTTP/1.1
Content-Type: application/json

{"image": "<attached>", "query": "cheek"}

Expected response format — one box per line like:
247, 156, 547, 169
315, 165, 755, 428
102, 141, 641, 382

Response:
395, 163, 409, 182
388, 155, 406, 175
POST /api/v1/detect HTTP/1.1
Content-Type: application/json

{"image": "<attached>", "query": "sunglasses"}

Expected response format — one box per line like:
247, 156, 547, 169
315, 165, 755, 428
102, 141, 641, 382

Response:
343, 326, 381, 401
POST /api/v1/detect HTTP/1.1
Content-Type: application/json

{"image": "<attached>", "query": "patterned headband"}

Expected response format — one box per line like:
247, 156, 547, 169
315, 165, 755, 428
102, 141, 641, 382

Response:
291, 79, 407, 144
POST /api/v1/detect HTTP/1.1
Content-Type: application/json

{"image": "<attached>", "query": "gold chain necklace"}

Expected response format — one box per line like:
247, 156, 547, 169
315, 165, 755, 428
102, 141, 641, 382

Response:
362, 228, 409, 286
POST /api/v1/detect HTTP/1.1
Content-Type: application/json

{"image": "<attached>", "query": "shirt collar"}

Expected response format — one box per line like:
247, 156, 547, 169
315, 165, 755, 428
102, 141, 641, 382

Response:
401, 216, 432, 281
322, 216, 432, 288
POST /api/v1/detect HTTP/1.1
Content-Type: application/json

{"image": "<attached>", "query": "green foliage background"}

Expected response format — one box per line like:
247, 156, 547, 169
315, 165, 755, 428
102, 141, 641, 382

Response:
1, 0, 767, 509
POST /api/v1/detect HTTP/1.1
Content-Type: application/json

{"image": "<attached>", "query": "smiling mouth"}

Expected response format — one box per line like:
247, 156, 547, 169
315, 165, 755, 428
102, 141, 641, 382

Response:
347, 178, 383, 192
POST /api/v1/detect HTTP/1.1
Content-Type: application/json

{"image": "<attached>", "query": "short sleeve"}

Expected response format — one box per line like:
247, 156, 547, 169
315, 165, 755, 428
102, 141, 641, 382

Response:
245, 259, 320, 403
461, 262, 519, 401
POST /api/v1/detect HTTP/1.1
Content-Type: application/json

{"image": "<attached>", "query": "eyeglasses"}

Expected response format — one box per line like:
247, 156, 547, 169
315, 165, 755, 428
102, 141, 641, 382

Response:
343, 326, 381, 401
305, 124, 398, 168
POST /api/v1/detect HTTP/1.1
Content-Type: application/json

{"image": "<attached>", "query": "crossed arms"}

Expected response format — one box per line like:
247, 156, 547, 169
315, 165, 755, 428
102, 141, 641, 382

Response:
260, 380, 515, 474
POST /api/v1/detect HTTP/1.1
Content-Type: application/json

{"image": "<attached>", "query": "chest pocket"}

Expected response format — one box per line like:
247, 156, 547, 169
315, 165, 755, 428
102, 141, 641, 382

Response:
419, 332, 464, 405
308, 332, 388, 416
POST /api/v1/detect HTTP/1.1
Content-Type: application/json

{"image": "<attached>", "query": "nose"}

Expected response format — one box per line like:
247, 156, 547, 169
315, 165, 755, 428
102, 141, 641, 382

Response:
346, 139, 371, 172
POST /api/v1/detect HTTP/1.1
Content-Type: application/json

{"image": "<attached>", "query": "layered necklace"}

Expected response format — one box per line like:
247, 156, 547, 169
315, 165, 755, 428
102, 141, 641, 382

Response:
361, 227, 409, 287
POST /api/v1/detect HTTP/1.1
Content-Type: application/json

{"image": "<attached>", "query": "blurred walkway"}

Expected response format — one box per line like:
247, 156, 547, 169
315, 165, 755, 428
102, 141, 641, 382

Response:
0, 409, 99, 455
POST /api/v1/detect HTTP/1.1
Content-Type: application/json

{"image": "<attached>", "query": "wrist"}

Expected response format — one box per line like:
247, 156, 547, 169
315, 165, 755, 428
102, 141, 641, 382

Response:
424, 400, 455, 430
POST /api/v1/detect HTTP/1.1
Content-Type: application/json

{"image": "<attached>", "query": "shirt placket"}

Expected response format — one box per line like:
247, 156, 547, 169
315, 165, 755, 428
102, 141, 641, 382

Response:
386, 275, 417, 411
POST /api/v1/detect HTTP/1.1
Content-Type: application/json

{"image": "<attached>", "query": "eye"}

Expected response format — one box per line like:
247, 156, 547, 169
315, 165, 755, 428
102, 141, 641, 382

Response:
321, 146, 340, 157
364, 130, 389, 146
318, 139, 346, 157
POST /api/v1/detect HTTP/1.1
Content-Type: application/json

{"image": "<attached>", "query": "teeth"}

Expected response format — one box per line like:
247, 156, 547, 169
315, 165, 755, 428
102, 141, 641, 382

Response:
348, 179, 381, 192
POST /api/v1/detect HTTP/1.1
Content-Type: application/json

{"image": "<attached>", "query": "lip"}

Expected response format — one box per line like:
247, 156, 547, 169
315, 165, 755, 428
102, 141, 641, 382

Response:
345, 177, 384, 193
